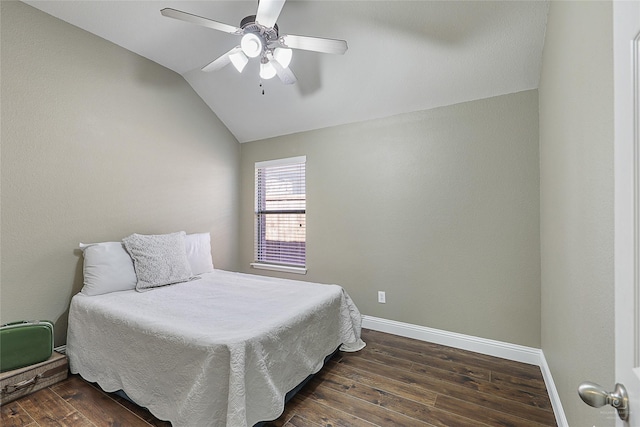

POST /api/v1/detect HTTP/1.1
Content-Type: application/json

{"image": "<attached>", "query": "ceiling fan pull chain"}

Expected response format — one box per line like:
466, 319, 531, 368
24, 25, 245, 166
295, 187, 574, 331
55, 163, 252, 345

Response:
259, 79, 265, 96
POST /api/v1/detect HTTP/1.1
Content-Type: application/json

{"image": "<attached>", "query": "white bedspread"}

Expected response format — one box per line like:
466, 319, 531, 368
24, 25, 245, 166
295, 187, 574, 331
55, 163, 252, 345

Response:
67, 270, 365, 426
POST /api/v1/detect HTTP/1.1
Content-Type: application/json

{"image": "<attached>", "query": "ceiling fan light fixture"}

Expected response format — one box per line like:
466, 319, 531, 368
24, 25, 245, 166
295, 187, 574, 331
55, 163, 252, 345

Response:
229, 50, 248, 72
274, 47, 292, 68
160, 5, 348, 86
259, 61, 277, 80
241, 33, 263, 58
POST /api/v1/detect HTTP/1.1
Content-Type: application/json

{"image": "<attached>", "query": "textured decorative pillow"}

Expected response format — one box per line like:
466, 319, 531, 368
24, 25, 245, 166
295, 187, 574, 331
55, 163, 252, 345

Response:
79, 242, 137, 296
185, 232, 214, 275
122, 232, 193, 292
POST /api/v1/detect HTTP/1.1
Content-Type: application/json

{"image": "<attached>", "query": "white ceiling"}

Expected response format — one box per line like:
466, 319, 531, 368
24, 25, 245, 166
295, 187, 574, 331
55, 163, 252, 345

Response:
23, 1, 549, 143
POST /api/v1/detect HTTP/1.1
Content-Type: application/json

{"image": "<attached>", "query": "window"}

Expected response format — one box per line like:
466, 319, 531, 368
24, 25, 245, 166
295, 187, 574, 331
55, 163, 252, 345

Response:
252, 156, 306, 274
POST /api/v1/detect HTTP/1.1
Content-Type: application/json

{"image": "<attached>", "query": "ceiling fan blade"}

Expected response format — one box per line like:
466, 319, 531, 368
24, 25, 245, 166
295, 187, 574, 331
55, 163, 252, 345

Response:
161, 8, 242, 35
267, 52, 297, 85
279, 34, 348, 55
255, 0, 286, 28
202, 46, 243, 72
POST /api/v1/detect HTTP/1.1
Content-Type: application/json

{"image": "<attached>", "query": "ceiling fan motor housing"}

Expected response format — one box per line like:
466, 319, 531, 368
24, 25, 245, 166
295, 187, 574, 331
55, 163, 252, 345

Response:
241, 15, 279, 41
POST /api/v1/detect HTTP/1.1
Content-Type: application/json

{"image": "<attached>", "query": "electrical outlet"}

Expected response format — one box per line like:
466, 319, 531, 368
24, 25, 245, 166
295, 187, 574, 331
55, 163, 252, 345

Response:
378, 291, 386, 304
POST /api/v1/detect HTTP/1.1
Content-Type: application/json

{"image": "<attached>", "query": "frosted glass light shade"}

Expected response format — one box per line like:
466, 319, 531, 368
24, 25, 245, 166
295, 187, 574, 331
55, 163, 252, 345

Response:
274, 48, 292, 68
260, 62, 277, 79
229, 51, 248, 72
241, 33, 263, 58
259, 48, 293, 79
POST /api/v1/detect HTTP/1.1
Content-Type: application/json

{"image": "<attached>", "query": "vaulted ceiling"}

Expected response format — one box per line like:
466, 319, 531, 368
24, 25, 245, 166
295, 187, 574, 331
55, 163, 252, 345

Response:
24, 1, 549, 143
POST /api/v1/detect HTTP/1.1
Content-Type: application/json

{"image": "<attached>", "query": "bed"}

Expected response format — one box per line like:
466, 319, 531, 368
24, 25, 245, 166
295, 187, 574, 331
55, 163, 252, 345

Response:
67, 232, 365, 427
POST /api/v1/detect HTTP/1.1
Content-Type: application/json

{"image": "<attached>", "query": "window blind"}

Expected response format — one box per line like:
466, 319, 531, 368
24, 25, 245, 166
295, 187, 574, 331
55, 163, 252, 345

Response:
254, 156, 306, 267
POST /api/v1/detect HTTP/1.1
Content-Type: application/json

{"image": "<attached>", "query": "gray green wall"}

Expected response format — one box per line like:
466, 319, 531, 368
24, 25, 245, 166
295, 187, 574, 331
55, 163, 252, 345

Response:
240, 90, 541, 348
0, 1, 241, 345
539, 1, 614, 426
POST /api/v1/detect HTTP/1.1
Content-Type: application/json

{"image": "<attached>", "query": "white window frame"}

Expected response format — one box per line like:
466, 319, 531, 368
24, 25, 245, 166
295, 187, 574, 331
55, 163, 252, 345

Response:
251, 156, 307, 275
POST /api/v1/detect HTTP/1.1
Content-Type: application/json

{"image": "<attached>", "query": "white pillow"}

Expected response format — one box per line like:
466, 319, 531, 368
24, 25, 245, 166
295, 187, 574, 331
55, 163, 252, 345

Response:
79, 242, 137, 296
122, 232, 193, 292
185, 232, 214, 275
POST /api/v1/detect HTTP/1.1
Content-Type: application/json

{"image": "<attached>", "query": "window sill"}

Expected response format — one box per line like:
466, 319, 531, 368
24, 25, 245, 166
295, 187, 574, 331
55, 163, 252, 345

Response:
250, 263, 307, 275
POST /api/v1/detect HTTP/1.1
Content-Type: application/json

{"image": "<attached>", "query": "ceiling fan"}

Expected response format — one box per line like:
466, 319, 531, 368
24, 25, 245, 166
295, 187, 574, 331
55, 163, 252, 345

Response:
160, 0, 348, 85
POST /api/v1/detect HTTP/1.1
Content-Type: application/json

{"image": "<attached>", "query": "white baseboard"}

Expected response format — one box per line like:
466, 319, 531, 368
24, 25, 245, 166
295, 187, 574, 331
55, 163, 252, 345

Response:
362, 315, 540, 364
538, 349, 569, 427
361, 315, 568, 427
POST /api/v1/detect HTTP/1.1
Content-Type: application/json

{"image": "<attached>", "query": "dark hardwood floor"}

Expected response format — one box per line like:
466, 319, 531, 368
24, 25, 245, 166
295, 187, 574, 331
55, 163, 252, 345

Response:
1, 329, 557, 427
